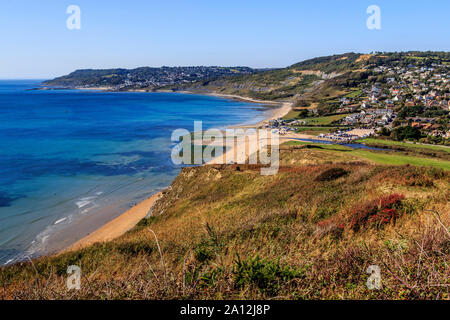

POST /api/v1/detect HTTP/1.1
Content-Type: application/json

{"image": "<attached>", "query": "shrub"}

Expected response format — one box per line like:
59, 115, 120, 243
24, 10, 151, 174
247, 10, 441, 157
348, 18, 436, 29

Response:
199, 267, 223, 288
194, 223, 222, 263
317, 217, 345, 238
194, 243, 214, 263
376, 166, 444, 187
233, 255, 304, 295
136, 216, 160, 227
349, 194, 405, 231
315, 167, 349, 182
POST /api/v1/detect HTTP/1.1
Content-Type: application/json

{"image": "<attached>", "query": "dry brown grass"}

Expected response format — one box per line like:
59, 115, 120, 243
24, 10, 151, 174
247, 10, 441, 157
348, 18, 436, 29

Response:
0, 148, 448, 300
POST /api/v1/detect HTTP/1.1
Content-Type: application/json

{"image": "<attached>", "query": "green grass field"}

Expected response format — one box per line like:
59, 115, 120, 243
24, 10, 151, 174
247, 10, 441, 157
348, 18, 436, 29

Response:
283, 110, 306, 119
344, 89, 362, 98
357, 138, 450, 153
286, 114, 349, 125
284, 140, 350, 151
284, 140, 450, 170
294, 126, 344, 136
350, 149, 450, 170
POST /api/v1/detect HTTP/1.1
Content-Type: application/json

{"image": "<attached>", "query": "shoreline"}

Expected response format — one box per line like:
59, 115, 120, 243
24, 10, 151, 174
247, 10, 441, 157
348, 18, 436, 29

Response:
50, 90, 292, 255
62, 192, 162, 253
56, 91, 293, 255
42, 86, 292, 128
39, 86, 292, 127
20, 89, 325, 258
56, 91, 294, 255
176, 90, 292, 128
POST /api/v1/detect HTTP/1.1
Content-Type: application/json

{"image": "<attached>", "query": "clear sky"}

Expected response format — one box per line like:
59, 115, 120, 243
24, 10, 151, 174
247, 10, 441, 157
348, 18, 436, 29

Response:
0, 0, 449, 79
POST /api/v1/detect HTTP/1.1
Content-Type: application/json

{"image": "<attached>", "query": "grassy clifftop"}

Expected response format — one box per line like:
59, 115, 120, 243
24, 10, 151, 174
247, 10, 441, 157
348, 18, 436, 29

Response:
1, 145, 448, 299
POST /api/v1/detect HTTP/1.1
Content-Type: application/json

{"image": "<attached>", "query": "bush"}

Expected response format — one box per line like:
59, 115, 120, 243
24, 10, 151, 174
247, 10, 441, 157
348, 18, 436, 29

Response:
317, 217, 345, 238
233, 255, 304, 295
199, 267, 223, 288
194, 223, 222, 263
315, 167, 349, 182
194, 243, 214, 263
349, 194, 405, 231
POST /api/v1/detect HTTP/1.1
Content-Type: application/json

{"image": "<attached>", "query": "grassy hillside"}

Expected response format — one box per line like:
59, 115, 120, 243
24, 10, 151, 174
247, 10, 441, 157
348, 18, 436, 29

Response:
164, 53, 373, 103
357, 138, 450, 154
161, 52, 382, 119
290, 52, 366, 73
166, 51, 449, 120
285, 141, 450, 170
1, 146, 448, 299
167, 68, 323, 101
43, 66, 256, 88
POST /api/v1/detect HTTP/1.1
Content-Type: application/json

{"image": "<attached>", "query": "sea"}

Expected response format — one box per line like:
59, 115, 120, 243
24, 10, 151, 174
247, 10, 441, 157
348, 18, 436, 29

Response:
0, 80, 267, 265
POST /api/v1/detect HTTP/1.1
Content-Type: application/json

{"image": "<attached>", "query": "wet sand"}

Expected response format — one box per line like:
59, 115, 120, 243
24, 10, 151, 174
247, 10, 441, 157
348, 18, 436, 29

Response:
62, 193, 161, 253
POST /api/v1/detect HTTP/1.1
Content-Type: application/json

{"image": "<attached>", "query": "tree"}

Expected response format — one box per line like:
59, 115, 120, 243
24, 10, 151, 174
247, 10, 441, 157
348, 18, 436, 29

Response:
379, 127, 391, 136
391, 126, 422, 141
298, 109, 309, 118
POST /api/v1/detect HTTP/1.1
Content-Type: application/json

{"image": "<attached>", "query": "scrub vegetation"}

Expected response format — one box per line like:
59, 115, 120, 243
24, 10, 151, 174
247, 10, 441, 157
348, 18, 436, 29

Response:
1, 146, 448, 300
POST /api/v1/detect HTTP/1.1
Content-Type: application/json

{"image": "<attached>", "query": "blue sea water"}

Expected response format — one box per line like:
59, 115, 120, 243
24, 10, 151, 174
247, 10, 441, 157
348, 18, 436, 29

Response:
0, 80, 267, 264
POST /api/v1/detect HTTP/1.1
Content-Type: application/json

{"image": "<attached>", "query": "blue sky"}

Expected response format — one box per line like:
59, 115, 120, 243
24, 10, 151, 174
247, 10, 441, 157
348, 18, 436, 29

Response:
0, 0, 449, 79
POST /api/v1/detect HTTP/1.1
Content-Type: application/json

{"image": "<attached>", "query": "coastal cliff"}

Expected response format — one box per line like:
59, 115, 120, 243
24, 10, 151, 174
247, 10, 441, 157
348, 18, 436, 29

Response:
1, 145, 448, 299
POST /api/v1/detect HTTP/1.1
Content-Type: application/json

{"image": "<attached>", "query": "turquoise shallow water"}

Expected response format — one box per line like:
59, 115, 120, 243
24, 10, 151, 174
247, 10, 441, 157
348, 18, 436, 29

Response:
0, 80, 267, 264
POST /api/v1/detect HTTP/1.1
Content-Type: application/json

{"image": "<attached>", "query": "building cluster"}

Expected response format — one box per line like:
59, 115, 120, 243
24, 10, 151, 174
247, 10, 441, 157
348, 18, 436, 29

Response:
79, 66, 256, 90
337, 61, 449, 138
318, 128, 375, 141
341, 108, 395, 127
370, 63, 449, 110
266, 119, 298, 135
264, 59, 449, 142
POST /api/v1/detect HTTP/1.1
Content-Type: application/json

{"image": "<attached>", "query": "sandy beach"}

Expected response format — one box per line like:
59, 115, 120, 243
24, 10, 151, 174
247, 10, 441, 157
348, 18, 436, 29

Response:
60, 92, 294, 254
63, 192, 162, 253
74, 86, 114, 91
179, 91, 292, 128
234, 101, 292, 128
73, 86, 293, 128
